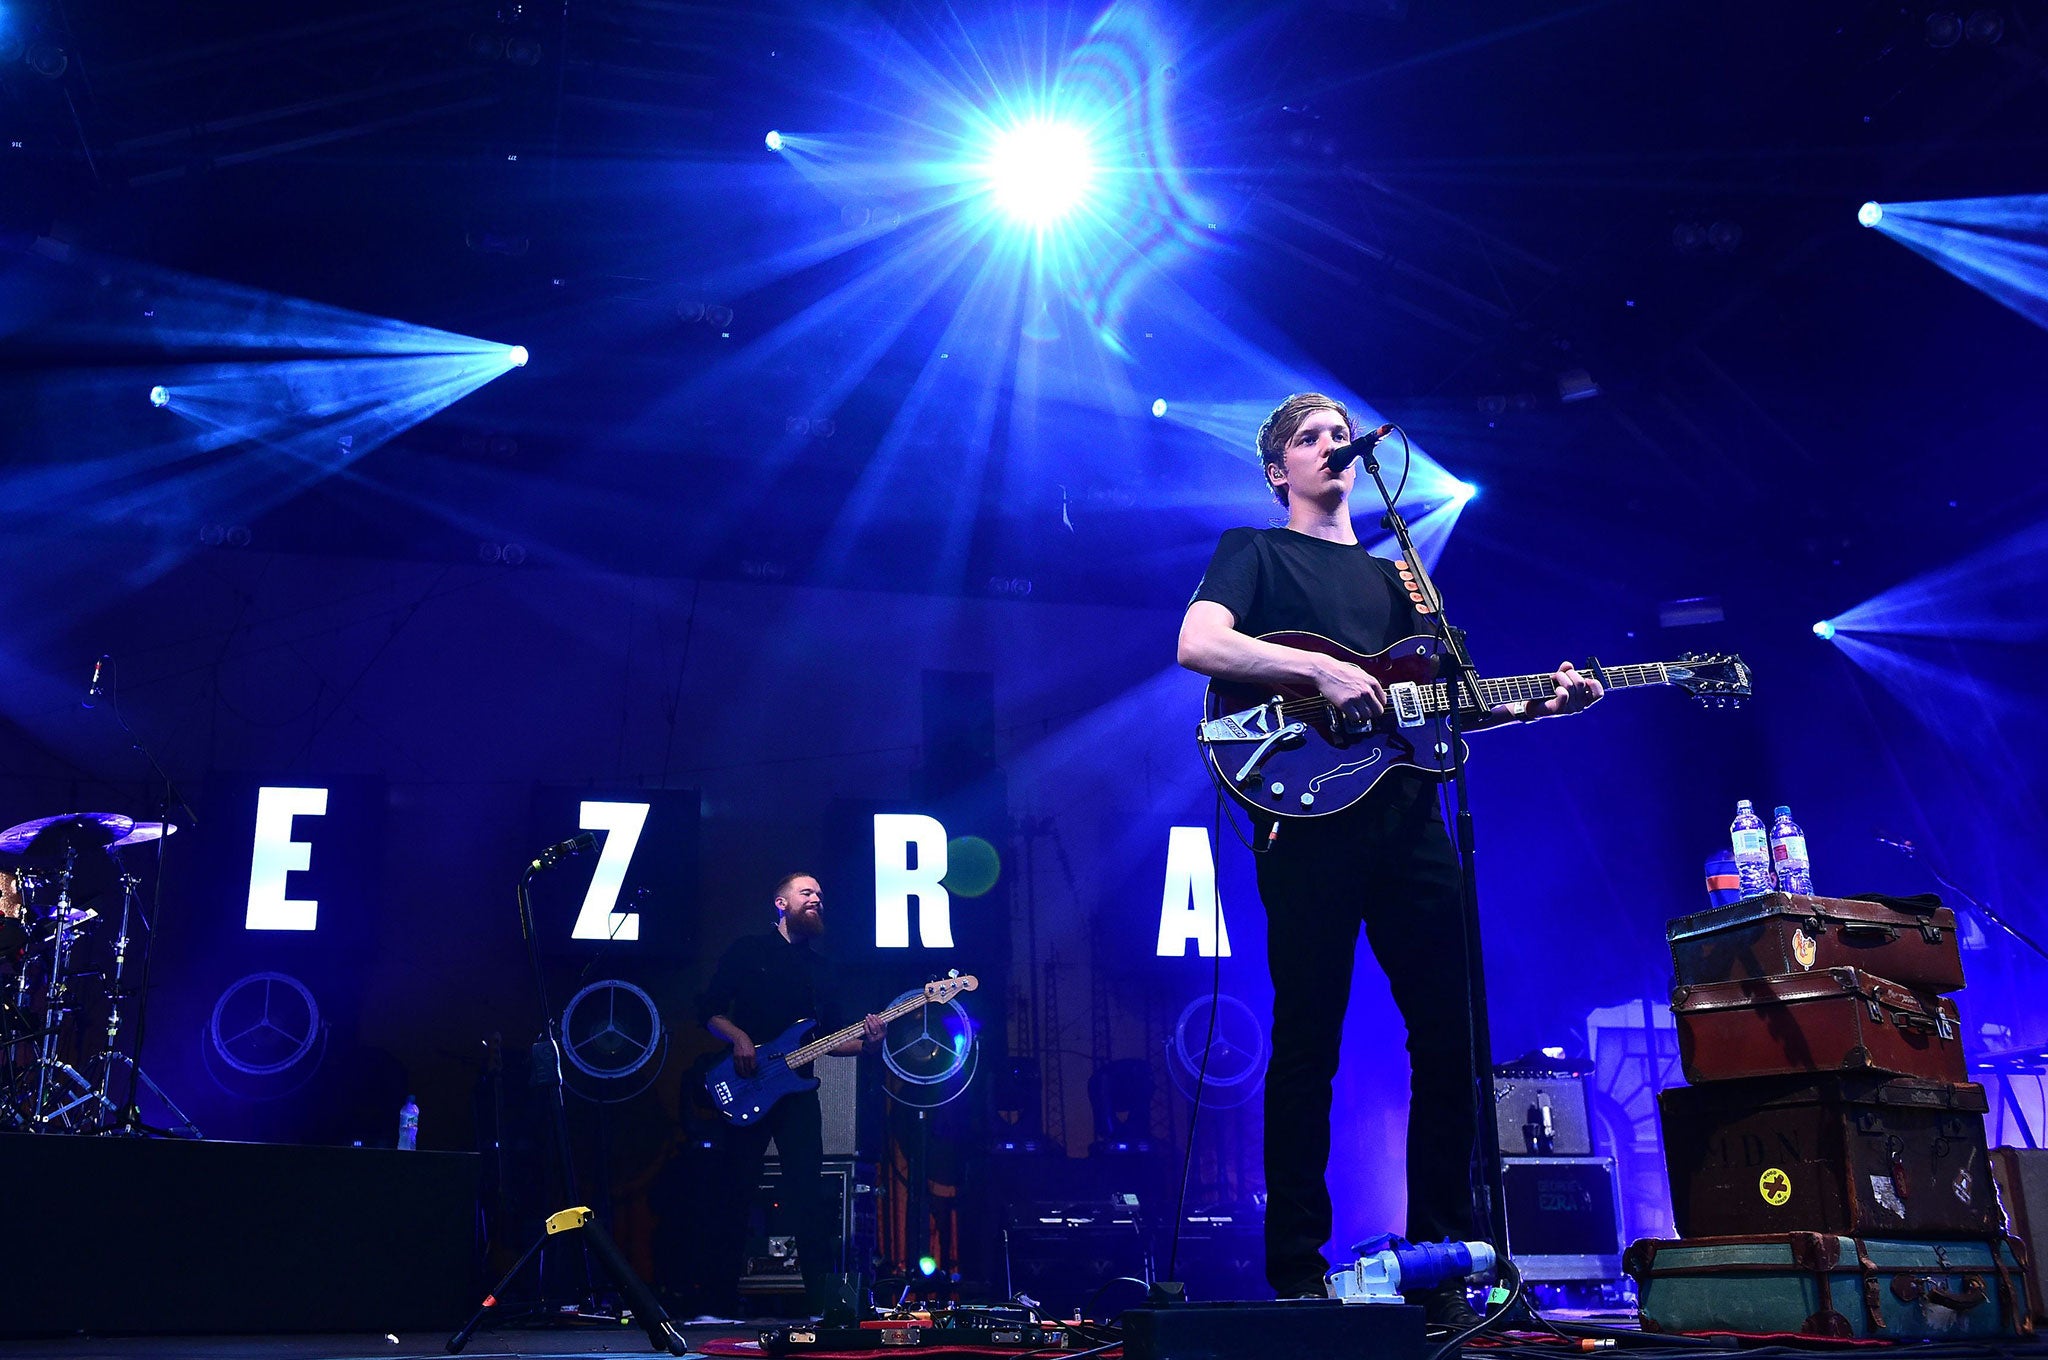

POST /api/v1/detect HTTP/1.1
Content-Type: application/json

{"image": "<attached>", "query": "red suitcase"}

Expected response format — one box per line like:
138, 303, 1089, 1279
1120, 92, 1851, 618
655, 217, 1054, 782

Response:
1660, 1074, 2001, 1238
1672, 968, 1966, 1086
1668, 893, 1964, 994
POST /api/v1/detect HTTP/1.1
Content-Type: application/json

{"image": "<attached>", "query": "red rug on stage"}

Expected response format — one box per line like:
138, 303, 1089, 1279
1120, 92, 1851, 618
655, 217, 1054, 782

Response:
697, 1342, 1120, 1358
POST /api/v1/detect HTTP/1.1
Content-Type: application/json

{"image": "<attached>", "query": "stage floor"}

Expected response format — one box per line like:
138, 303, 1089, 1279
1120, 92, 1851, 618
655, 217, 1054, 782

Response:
10, 1323, 2048, 1360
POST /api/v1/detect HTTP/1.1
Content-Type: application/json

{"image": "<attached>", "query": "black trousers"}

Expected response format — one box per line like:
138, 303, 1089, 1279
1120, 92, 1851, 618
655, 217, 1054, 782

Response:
728, 1085, 841, 1311
1256, 778, 1480, 1293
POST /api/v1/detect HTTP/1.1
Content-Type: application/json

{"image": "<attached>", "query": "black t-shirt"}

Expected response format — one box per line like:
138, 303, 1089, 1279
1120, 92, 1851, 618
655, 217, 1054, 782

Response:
1192, 526, 1427, 654
696, 929, 848, 1046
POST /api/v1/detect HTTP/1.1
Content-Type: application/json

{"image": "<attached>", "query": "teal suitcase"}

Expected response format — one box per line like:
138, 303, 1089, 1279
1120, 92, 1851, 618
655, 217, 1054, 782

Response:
1626, 1232, 2032, 1338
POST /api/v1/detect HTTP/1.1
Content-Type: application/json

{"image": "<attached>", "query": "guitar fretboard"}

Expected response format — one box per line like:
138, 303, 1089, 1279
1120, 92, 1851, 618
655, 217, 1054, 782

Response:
1427, 663, 1671, 715
779, 991, 935, 1070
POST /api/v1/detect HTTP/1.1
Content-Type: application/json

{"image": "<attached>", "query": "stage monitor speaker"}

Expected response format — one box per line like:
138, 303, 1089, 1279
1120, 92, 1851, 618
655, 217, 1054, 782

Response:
1501, 1155, 1624, 1283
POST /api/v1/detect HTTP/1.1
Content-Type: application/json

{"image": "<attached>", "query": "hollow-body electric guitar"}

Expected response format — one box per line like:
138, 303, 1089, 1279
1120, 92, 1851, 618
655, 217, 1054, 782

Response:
1199, 632, 1750, 820
701, 974, 979, 1125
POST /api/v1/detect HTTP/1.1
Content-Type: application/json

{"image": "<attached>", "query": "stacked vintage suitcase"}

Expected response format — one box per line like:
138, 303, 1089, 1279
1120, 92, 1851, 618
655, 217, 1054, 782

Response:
1625, 890, 2035, 1339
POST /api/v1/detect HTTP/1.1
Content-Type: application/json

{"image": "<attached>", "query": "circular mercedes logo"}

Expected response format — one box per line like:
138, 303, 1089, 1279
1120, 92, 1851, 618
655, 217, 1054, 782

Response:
562, 978, 664, 1081
209, 971, 322, 1076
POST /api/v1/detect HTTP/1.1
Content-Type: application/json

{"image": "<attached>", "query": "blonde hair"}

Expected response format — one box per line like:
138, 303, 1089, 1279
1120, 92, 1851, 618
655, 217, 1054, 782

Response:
1255, 393, 1354, 505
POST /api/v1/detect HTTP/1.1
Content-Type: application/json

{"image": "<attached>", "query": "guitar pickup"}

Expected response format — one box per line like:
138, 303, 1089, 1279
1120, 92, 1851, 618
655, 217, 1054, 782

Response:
1387, 681, 1426, 729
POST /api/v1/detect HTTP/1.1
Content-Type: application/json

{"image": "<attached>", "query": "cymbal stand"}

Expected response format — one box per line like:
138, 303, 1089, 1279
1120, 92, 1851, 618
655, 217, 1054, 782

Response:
84, 868, 199, 1137
31, 848, 99, 1130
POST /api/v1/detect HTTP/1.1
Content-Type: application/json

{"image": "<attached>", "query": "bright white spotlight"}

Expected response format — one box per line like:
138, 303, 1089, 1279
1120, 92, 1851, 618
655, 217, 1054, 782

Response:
1813, 619, 1838, 640
983, 119, 1097, 227
148, 385, 170, 408
507, 345, 529, 368
1858, 201, 1883, 228
1452, 480, 1478, 503
1151, 398, 1167, 418
765, 130, 783, 152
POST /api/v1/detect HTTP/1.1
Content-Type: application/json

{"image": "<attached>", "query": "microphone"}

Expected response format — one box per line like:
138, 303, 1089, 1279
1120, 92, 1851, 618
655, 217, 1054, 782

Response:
82, 655, 111, 709
1875, 833, 1917, 857
1326, 424, 1396, 475
531, 831, 598, 872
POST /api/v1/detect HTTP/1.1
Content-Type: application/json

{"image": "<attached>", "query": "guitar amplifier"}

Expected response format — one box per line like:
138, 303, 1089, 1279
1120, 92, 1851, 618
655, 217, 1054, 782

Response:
766, 1054, 875, 1158
740, 1156, 879, 1296
1005, 1199, 1151, 1319
1493, 1062, 1594, 1157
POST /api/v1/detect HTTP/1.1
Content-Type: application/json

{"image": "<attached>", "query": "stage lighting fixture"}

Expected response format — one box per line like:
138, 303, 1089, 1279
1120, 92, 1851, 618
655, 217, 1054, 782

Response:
503, 35, 543, 66
918, 1256, 939, 1277
506, 345, 529, 367
1452, 480, 1478, 503
1151, 398, 1167, 417
1813, 620, 1837, 641
1924, 11, 1964, 47
1858, 201, 1883, 228
1965, 9, 2004, 44
983, 119, 1097, 227
1707, 220, 1743, 253
1671, 221, 1707, 253
148, 385, 169, 408
765, 130, 783, 152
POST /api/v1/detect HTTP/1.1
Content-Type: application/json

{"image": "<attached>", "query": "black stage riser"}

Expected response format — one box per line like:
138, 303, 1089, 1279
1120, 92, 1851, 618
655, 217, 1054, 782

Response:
0, 1134, 477, 1336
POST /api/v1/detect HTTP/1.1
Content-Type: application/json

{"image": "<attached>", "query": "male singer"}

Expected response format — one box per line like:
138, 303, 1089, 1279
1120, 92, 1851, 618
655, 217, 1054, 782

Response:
1176, 393, 1602, 1321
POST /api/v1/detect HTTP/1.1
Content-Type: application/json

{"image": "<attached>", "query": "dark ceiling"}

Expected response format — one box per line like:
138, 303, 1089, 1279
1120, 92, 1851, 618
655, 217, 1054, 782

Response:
5, 0, 2046, 619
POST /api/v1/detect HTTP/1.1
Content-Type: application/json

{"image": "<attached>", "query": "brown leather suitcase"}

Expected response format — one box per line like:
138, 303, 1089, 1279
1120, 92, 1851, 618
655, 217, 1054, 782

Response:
1672, 968, 1966, 1085
1991, 1148, 2048, 1326
1660, 1074, 2001, 1238
1668, 893, 1964, 994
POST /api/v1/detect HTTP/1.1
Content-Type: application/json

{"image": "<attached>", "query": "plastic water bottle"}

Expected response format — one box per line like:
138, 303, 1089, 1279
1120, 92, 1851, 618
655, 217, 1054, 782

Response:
397, 1095, 419, 1151
1730, 800, 1774, 898
1770, 806, 1813, 896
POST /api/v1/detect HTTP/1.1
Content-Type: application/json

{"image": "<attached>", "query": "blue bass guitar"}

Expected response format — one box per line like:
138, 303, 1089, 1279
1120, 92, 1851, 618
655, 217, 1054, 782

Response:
702, 974, 979, 1125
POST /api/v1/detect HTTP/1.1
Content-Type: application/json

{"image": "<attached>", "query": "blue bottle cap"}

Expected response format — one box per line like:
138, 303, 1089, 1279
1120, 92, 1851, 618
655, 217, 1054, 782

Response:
1773, 806, 1791, 818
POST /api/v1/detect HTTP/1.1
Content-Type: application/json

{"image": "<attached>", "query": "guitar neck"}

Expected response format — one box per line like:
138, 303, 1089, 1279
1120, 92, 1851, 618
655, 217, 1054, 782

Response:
1441, 662, 1672, 714
784, 991, 929, 1068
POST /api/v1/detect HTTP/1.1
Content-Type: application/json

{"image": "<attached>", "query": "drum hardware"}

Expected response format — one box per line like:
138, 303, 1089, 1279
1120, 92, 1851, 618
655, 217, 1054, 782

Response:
0, 811, 197, 1137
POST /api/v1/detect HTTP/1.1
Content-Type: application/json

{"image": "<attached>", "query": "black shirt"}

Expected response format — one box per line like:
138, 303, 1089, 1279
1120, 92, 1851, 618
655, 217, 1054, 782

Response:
1192, 527, 1427, 654
695, 929, 848, 1046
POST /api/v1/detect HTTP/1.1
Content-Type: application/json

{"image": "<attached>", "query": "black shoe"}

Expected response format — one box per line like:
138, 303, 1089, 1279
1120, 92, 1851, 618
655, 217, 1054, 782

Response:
1407, 1280, 1483, 1329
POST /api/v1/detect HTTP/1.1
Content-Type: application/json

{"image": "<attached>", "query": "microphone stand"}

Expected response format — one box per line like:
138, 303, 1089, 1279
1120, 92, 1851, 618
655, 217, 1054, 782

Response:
103, 661, 202, 1139
447, 846, 687, 1356
1353, 437, 1508, 1257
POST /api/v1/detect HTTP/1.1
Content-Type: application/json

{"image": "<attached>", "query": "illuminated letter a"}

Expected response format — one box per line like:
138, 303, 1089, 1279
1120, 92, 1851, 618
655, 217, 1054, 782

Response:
1157, 825, 1231, 958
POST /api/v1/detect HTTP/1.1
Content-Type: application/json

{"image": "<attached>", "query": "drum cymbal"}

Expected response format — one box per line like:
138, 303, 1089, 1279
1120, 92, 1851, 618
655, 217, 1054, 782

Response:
109, 822, 177, 849
0, 813, 132, 857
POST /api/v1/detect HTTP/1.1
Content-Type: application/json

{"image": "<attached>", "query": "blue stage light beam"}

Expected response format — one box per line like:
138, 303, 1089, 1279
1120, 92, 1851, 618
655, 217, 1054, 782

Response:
11, 244, 524, 357
1813, 620, 1837, 640
1828, 518, 2048, 643
1861, 194, 2048, 333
